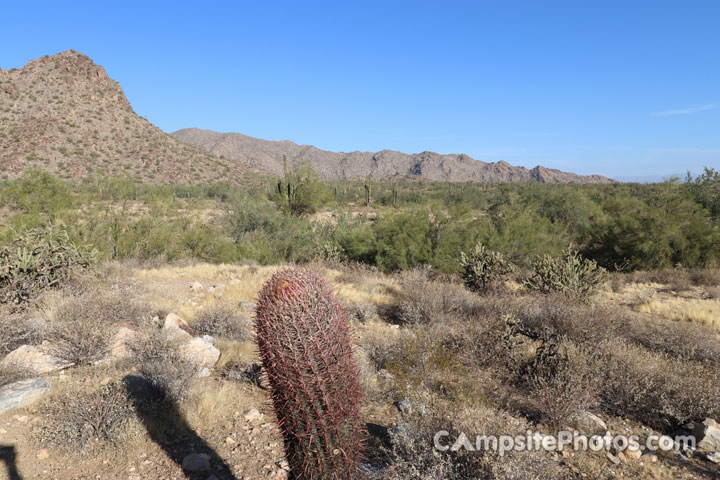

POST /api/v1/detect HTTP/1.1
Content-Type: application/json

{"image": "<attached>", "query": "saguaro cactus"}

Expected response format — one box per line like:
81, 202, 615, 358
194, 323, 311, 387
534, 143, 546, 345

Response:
254, 269, 364, 479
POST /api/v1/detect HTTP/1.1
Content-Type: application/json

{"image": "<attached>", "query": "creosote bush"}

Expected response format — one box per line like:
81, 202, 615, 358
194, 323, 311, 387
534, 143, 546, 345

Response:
459, 243, 513, 292
523, 247, 606, 302
255, 268, 364, 480
35, 382, 134, 453
191, 303, 252, 341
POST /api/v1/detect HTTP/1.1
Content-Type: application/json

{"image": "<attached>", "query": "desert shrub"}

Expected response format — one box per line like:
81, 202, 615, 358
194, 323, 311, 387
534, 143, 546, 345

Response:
191, 304, 252, 341
4, 169, 72, 214
373, 210, 435, 272
527, 342, 602, 429
382, 418, 485, 480
0, 225, 95, 306
458, 243, 514, 292
273, 162, 332, 215
623, 315, 720, 367
359, 326, 413, 371
130, 329, 196, 403
46, 311, 111, 367
600, 341, 720, 430
44, 288, 147, 366
35, 382, 134, 453
523, 248, 606, 302
393, 270, 477, 325
0, 314, 42, 356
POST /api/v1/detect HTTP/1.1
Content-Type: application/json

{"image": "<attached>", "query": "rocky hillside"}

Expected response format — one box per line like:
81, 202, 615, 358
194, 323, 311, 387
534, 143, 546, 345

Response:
0, 51, 248, 184
173, 128, 614, 183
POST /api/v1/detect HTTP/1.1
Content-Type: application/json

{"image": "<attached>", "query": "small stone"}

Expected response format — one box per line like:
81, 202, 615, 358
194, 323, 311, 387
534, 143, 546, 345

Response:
624, 447, 642, 460
225, 436, 236, 445
36, 449, 49, 460
244, 408, 263, 422
396, 399, 412, 414
191, 281, 204, 291
643, 453, 658, 463
239, 301, 257, 309
277, 459, 289, 471
163, 313, 194, 340
606, 452, 621, 464
182, 453, 210, 472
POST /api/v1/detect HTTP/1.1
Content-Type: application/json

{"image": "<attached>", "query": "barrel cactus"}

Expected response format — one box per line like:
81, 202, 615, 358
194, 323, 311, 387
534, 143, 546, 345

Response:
254, 268, 364, 479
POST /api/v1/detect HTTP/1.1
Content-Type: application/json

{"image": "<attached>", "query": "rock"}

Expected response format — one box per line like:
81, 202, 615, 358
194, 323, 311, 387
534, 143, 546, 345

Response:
190, 281, 204, 291
624, 447, 642, 460
691, 418, 720, 452
239, 301, 257, 310
36, 448, 49, 460
229, 279, 242, 286
0, 345, 70, 374
276, 459, 289, 471
108, 327, 136, 359
396, 399, 412, 414
244, 408, 263, 422
606, 452, 621, 465
576, 411, 607, 432
643, 453, 658, 463
0, 378, 51, 415
181, 453, 210, 472
180, 337, 220, 372
707, 452, 720, 464
163, 313, 194, 340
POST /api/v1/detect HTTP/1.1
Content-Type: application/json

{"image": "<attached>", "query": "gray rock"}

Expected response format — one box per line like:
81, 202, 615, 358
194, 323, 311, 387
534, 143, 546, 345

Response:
0, 378, 51, 415
182, 453, 210, 472
707, 452, 720, 464
239, 301, 257, 310
396, 399, 412, 415
692, 418, 720, 452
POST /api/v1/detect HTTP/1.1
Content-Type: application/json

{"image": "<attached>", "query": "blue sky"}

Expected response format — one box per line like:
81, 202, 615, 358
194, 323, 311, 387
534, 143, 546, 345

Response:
2, 1, 719, 179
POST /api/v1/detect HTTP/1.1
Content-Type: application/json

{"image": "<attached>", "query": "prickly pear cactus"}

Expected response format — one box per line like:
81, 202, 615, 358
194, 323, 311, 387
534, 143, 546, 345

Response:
254, 268, 363, 479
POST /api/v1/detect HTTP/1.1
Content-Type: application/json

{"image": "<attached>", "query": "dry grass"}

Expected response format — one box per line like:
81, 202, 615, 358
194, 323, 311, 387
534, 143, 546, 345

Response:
634, 296, 720, 330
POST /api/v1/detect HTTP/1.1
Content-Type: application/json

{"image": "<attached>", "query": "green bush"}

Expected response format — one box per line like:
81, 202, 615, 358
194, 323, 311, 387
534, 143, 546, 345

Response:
4, 169, 72, 214
523, 247, 606, 302
459, 243, 514, 292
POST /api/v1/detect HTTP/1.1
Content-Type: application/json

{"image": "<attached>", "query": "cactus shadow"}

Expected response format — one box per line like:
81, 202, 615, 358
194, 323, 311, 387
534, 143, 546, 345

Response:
124, 375, 236, 480
0, 445, 23, 480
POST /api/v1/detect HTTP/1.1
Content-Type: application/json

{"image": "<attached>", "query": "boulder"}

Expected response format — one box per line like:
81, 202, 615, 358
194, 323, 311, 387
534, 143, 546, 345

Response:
108, 327, 137, 359
0, 378, 51, 415
180, 337, 220, 371
0, 344, 69, 374
163, 313, 194, 340
692, 418, 720, 452
190, 281, 204, 292
576, 411, 607, 432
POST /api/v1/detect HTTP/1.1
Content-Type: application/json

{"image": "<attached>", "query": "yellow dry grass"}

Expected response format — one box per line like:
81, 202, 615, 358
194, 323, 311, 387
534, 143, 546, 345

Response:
635, 297, 720, 330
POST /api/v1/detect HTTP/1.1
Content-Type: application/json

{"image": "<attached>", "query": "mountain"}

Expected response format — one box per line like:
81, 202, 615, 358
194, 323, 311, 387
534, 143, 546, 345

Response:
0, 50, 248, 184
172, 128, 615, 184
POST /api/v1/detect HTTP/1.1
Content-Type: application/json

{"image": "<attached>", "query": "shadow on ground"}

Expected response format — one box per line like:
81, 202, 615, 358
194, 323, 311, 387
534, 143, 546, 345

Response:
124, 374, 236, 480
0, 445, 23, 480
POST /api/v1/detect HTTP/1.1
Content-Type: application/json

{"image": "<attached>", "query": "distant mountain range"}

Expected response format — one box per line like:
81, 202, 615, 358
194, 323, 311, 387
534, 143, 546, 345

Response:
1, 50, 613, 185
173, 128, 615, 184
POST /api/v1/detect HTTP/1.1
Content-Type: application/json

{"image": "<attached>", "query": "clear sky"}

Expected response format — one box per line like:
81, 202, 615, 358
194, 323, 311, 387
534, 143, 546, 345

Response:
2, 1, 719, 179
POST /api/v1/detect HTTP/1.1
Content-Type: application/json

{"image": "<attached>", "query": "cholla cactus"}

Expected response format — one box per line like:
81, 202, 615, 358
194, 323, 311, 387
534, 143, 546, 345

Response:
0, 225, 95, 305
523, 247, 607, 302
254, 268, 364, 479
458, 243, 514, 292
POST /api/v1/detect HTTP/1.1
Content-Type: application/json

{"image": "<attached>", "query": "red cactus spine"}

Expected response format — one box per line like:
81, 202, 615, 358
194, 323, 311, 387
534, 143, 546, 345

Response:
254, 268, 364, 479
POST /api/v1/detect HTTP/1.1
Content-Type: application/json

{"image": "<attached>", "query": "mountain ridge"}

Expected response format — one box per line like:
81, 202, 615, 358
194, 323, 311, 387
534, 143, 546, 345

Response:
0, 50, 248, 184
172, 128, 615, 184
